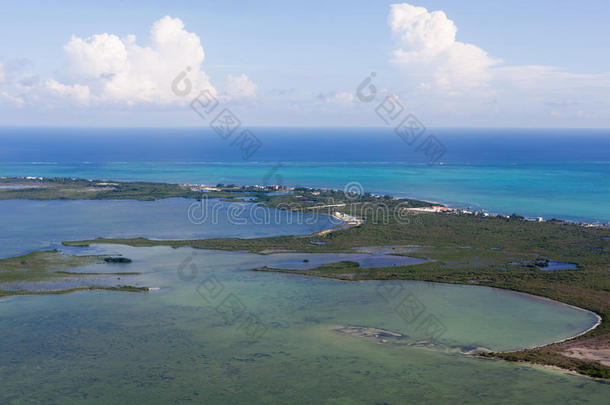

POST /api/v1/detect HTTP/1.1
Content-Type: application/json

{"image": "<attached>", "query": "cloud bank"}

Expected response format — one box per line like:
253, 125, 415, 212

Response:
0, 6, 608, 127
0, 16, 257, 109
225, 74, 258, 100
388, 3, 610, 125
390, 3, 499, 92
60, 16, 215, 105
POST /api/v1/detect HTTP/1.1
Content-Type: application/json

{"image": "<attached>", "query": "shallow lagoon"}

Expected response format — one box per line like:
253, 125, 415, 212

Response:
0, 199, 336, 258
0, 244, 606, 403
0, 201, 608, 403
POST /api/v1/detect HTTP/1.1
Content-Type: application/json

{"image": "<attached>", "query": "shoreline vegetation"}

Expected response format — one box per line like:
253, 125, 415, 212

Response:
1, 177, 609, 378
0, 250, 145, 298
0, 285, 149, 299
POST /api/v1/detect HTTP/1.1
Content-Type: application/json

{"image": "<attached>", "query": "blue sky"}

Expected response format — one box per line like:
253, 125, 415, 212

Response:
1, 0, 609, 127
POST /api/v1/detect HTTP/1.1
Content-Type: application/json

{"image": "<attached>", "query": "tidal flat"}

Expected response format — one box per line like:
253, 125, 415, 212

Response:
58, 184, 610, 379
0, 250, 145, 297
1, 180, 609, 403
0, 244, 607, 404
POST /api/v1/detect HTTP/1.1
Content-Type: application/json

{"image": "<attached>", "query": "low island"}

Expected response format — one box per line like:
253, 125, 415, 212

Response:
1, 176, 608, 379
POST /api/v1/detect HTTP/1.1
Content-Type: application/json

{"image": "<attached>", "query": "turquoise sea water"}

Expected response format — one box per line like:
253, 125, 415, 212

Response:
1, 127, 608, 222
3, 161, 606, 222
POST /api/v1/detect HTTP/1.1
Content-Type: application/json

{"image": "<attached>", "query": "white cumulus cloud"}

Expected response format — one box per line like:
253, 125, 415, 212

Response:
326, 92, 354, 105
389, 3, 499, 92
64, 33, 128, 80
388, 3, 610, 125
57, 16, 215, 105
45, 79, 90, 105
0, 91, 24, 107
225, 74, 258, 100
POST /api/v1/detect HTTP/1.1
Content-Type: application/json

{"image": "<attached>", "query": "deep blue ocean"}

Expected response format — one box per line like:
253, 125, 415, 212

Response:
0, 127, 608, 222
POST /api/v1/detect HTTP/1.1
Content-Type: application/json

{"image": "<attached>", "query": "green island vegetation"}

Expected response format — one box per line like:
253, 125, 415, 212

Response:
0, 250, 143, 297
0, 177, 267, 201
1, 177, 608, 378
0, 285, 149, 298
103, 257, 133, 263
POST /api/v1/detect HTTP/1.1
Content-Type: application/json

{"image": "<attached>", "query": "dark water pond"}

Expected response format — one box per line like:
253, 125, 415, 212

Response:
264, 253, 427, 270
540, 261, 579, 271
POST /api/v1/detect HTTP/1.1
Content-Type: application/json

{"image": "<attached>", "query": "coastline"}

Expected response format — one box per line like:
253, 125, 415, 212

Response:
1, 173, 609, 225
389, 189, 608, 226
255, 265, 603, 351
252, 265, 608, 379
501, 289, 603, 349
2, 176, 608, 379
0, 285, 149, 300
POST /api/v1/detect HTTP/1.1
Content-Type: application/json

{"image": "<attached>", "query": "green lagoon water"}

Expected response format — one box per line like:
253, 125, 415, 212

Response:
0, 242, 606, 404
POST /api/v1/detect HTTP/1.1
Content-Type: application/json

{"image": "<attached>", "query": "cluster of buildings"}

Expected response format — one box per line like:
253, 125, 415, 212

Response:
405, 205, 454, 213
333, 211, 362, 225
406, 205, 609, 228
579, 221, 609, 228
186, 183, 292, 192
1, 176, 45, 180
404, 205, 489, 216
